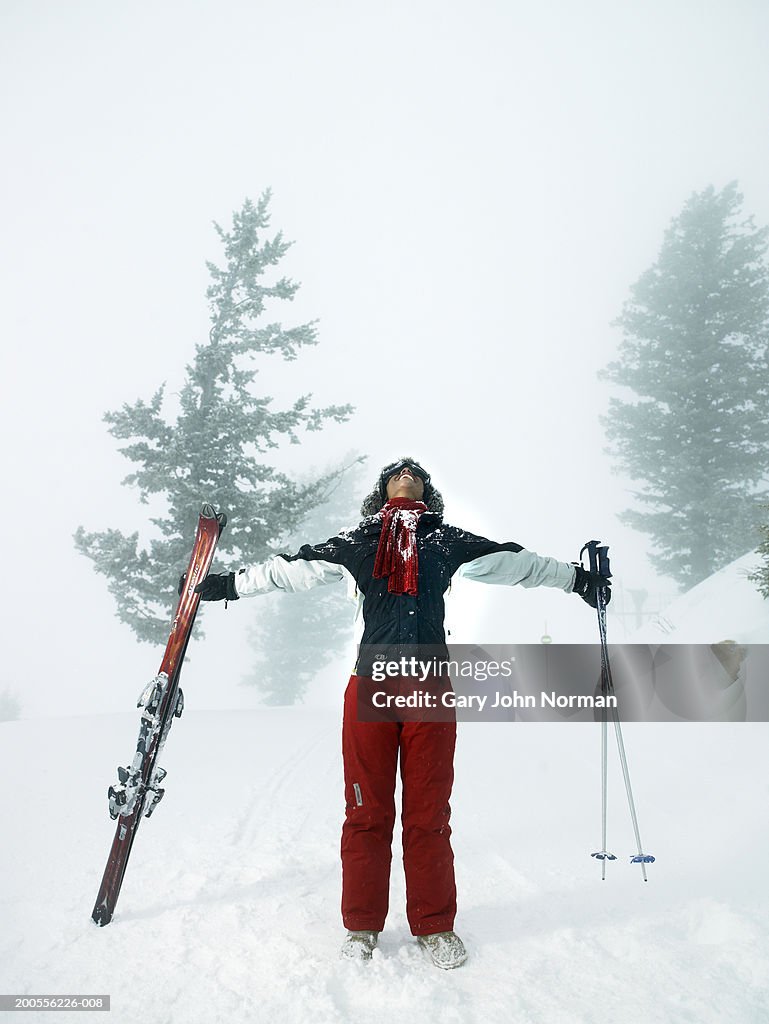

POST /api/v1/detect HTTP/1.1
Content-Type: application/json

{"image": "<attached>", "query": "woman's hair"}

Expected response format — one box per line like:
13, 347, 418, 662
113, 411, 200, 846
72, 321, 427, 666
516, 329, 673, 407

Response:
359, 457, 444, 517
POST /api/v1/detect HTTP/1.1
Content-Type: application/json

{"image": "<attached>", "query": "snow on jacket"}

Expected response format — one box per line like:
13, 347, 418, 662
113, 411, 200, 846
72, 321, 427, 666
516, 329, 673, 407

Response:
235, 511, 576, 673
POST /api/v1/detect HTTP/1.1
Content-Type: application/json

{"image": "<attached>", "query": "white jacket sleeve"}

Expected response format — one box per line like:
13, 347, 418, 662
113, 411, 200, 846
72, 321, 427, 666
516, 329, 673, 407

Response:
458, 548, 576, 591
235, 556, 347, 596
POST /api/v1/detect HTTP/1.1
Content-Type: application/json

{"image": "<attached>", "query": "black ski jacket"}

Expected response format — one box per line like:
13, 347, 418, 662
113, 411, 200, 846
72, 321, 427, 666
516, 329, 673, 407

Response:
235, 512, 576, 674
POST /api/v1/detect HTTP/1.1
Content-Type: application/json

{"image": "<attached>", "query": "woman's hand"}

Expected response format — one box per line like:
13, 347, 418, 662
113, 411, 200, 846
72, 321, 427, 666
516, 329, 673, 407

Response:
178, 571, 239, 601
571, 565, 612, 608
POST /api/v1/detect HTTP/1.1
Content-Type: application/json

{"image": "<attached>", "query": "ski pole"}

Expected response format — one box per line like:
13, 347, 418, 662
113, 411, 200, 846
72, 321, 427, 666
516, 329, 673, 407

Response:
582, 540, 654, 881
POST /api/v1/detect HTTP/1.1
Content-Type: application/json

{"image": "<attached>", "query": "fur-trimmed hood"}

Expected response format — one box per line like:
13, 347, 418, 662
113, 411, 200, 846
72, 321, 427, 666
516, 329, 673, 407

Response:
359, 457, 444, 517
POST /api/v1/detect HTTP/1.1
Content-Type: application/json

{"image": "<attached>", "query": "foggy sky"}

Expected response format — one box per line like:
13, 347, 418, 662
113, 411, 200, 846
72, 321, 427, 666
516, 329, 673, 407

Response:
2, 0, 768, 717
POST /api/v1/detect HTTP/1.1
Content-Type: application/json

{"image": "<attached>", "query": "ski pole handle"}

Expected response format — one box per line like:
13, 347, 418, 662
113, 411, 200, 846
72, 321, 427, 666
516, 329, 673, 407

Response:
580, 540, 612, 580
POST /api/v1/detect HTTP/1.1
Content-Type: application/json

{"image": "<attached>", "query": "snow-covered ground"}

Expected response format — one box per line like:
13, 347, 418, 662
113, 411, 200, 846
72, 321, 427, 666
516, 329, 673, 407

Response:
1, 708, 767, 1024
629, 552, 768, 644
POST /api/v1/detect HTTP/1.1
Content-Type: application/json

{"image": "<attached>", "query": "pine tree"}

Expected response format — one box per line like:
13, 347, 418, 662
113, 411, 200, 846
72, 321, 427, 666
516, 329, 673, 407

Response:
748, 506, 769, 598
242, 455, 366, 704
75, 192, 352, 644
600, 182, 769, 588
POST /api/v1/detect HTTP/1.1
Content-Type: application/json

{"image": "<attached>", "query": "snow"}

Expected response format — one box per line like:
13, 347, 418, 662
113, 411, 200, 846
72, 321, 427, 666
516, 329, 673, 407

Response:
1, 708, 768, 1024
629, 551, 769, 644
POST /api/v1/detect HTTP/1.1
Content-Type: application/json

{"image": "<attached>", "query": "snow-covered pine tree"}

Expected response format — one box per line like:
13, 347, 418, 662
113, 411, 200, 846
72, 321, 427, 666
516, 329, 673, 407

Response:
75, 192, 352, 644
748, 507, 769, 598
600, 182, 769, 588
242, 455, 366, 705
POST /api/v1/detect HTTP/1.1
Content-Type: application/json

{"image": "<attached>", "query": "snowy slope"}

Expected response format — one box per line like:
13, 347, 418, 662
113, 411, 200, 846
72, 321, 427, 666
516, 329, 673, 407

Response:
630, 552, 768, 643
1, 709, 768, 1024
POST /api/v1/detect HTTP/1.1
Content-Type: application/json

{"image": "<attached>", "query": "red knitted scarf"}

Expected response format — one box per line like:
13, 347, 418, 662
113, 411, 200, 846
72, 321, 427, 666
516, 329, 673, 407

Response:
373, 497, 428, 595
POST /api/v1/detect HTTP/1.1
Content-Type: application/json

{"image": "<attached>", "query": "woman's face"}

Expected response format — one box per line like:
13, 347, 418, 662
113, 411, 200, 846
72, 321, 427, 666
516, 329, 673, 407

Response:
386, 465, 426, 501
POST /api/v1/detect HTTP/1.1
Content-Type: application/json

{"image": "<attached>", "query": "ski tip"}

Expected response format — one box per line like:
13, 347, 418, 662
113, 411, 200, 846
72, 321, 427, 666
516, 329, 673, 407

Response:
198, 503, 228, 533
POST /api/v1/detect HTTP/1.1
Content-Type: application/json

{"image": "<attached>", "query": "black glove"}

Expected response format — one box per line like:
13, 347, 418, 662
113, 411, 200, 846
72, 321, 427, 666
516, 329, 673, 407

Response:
178, 571, 239, 602
572, 565, 611, 609
196, 571, 239, 602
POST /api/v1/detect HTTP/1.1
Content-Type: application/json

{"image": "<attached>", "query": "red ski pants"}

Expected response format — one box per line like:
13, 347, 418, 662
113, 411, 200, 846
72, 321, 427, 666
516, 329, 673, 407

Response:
341, 675, 457, 936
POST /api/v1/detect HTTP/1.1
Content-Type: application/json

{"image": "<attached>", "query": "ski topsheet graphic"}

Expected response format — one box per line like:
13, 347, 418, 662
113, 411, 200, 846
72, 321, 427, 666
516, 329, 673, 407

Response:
91, 503, 227, 926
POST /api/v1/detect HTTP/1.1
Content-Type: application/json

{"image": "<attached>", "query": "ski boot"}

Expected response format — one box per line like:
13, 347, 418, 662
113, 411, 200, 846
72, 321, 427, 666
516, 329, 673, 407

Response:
417, 930, 468, 970
340, 930, 379, 963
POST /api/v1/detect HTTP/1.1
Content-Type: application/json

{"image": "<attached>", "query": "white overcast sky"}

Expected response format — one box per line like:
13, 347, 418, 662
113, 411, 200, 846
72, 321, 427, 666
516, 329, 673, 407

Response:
2, 0, 768, 716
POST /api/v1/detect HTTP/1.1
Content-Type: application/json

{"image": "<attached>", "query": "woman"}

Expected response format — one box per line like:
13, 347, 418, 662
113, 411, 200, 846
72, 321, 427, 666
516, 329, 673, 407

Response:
194, 457, 610, 969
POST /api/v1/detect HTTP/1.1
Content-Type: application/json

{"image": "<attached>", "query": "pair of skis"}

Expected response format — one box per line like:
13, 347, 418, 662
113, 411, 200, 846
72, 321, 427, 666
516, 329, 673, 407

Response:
581, 540, 655, 880
91, 504, 226, 926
